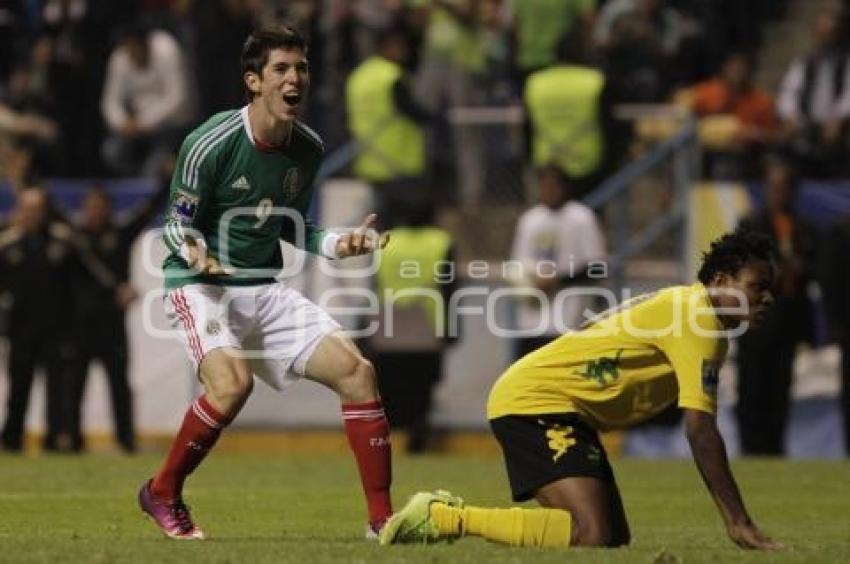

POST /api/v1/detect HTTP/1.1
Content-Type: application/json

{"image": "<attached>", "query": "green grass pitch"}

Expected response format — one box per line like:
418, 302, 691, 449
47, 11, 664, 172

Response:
0, 453, 847, 563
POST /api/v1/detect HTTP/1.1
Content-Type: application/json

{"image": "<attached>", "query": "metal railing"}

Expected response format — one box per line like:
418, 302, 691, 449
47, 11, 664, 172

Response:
583, 107, 699, 292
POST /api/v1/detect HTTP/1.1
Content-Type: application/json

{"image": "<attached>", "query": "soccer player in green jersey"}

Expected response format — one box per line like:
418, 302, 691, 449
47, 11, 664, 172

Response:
138, 26, 393, 540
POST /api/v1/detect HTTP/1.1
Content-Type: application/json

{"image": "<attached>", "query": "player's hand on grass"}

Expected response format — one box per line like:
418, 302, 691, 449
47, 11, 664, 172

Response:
335, 213, 390, 258
726, 522, 785, 550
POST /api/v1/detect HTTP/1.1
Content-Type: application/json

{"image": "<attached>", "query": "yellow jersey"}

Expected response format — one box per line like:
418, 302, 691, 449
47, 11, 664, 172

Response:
487, 284, 727, 429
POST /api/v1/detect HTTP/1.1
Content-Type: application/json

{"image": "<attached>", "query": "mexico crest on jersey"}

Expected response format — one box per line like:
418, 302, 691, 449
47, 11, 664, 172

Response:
282, 168, 300, 199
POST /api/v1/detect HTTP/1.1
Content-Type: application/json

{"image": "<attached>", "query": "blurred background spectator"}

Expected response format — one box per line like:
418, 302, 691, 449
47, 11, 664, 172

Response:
0, 103, 56, 149
66, 173, 169, 453
415, 0, 488, 210
321, 0, 371, 149
512, 0, 596, 85
3, 34, 66, 174
819, 215, 850, 456
476, 0, 513, 103
676, 51, 780, 180
41, 0, 93, 177
777, 4, 850, 178
0, 0, 801, 187
368, 201, 457, 453
346, 25, 431, 230
736, 156, 818, 456
100, 22, 194, 176
599, 5, 670, 105
524, 29, 616, 198
0, 186, 114, 452
595, 0, 690, 57
509, 165, 605, 358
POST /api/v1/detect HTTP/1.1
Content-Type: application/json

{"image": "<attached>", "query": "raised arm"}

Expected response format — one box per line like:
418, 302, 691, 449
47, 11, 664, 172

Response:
684, 408, 783, 550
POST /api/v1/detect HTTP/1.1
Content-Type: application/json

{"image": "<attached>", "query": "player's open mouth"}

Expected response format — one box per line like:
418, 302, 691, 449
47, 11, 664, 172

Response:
283, 92, 302, 106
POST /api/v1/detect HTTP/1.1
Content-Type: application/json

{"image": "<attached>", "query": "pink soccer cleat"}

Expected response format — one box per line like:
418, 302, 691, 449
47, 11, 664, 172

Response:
138, 479, 205, 540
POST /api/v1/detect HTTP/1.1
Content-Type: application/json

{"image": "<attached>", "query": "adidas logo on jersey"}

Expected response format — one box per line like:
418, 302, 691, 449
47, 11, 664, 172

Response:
231, 176, 251, 190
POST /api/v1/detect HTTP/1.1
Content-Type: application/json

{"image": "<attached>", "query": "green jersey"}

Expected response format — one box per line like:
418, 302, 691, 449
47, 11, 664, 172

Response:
162, 107, 326, 289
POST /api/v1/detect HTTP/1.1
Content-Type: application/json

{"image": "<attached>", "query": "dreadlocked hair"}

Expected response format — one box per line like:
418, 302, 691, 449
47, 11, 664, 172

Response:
697, 227, 777, 284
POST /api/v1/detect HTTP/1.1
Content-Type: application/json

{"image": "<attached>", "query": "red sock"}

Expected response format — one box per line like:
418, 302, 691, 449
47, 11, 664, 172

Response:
150, 395, 233, 501
342, 400, 393, 527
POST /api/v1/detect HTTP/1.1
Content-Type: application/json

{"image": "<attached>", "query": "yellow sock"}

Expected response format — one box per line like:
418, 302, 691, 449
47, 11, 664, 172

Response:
431, 504, 572, 548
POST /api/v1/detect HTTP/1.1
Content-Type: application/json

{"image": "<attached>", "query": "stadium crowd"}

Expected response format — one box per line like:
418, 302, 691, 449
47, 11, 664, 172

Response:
0, 0, 790, 182
0, 0, 848, 458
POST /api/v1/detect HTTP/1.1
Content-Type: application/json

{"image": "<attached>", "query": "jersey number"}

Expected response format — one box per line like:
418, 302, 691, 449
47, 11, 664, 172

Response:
254, 198, 273, 228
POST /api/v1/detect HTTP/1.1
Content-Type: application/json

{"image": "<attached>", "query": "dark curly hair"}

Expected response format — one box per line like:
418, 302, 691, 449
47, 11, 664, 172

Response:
697, 228, 777, 284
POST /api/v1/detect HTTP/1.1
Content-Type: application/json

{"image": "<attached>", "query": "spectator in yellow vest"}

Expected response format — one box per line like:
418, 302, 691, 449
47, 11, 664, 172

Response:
346, 26, 433, 229
415, 0, 488, 211
511, 0, 597, 85
524, 29, 617, 198
367, 201, 457, 453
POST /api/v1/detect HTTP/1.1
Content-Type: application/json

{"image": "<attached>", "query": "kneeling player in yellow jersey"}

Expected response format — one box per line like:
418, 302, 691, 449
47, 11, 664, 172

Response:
380, 228, 785, 550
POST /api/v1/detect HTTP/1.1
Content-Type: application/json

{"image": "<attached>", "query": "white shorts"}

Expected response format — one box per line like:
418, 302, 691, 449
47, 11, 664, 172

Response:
164, 283, 341, 391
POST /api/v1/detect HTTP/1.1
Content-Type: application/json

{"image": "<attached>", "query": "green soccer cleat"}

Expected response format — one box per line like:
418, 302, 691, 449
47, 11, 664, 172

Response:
378, 490, 464, 546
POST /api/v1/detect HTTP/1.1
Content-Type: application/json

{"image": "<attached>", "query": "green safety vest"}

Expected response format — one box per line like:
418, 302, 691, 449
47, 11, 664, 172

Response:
376, 227, 452, 331
346, 56, 425, 182
525, 65, 605, 178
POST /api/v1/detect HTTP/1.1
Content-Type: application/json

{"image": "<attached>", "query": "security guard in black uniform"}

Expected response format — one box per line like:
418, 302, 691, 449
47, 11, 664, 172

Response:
66, 179, 168, 452
0, 187, 115, 452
